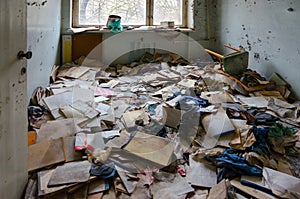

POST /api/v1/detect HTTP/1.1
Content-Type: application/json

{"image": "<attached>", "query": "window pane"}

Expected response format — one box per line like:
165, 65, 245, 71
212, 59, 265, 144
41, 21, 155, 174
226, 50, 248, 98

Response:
153, 0, 182, 25
79, 0, 146, 25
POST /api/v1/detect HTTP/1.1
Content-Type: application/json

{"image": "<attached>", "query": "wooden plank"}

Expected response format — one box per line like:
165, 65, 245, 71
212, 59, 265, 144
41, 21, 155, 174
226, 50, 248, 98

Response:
224, 44, 242, 52
210, 69, 274, 92
28, 138, 65, 172
205, 49, 224, 59
48, 161, 91, 187
253, 91, 286, 101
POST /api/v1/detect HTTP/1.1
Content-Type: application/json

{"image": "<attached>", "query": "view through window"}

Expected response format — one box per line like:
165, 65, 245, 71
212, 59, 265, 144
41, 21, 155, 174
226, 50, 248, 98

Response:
73, 0, 186, 27
153, 0, 182, 25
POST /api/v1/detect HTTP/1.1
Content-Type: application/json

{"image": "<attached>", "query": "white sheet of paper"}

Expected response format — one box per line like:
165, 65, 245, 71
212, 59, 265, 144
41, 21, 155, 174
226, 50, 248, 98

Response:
263, 167, 300, 199
100, 130, 120, 139
94, 96, 109, 103
238, 96, 268, 108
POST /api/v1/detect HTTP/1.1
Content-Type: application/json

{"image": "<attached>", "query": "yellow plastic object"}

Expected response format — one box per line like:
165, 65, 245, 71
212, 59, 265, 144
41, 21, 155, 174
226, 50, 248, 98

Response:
28, 131, 37, 146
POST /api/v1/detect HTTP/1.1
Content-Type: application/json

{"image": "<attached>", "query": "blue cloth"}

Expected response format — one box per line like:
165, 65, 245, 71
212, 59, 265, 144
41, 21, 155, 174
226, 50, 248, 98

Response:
216, 149, 262, 176
213, 148, 262, 182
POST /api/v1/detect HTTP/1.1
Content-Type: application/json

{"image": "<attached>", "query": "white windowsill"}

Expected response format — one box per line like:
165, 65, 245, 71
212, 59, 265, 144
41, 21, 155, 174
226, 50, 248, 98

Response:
67, 26, 195, 34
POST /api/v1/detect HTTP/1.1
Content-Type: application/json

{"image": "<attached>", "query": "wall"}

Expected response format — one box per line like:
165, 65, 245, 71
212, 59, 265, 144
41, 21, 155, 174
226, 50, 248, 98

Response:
27, 0, 61, 102
189, 0, 217, 48
213, 0, 300, 98
61, 0, 72, 34
99, 31, 212, 66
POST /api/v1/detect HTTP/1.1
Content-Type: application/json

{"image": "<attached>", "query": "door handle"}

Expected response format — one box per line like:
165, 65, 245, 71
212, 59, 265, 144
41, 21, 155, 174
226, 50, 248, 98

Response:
18, 51, 32, 60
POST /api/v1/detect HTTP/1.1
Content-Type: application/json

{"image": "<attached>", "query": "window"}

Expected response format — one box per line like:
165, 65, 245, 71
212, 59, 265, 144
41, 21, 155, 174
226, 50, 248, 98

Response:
72, 0, 189, 27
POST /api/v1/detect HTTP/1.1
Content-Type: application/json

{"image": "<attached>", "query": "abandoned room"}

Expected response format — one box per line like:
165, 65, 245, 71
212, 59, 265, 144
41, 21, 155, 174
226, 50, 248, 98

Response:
1, 0, 300, 198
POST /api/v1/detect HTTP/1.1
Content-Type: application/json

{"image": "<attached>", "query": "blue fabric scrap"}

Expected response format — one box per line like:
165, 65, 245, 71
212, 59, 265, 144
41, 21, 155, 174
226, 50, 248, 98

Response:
216, 149, 262, 176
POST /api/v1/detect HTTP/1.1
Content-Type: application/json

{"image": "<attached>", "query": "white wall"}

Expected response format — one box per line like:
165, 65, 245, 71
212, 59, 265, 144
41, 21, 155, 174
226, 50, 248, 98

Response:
213, 0, 300, 98
27, 0, 61, 102
90, 31, 212, 66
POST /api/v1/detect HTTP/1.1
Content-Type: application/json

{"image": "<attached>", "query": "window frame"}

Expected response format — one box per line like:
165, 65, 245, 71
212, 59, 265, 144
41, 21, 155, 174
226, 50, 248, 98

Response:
72, 0, 189, 28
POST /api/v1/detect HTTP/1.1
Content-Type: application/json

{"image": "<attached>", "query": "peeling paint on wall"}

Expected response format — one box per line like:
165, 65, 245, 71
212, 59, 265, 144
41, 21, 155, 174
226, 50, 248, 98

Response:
254, 53, 260, 61
27, 0, 48, 7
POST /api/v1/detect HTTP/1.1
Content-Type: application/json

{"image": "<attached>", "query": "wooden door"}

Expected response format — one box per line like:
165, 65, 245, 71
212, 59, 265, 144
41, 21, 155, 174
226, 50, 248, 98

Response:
0, 1, 28, 198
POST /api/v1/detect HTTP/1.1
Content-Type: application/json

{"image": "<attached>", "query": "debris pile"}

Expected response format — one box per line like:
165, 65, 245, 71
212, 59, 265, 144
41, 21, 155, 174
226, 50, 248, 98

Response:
25, 52, 300, 199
